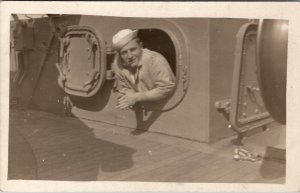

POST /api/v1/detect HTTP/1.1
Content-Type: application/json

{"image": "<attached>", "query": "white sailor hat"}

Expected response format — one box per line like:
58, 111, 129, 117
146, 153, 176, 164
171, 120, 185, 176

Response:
112, 29, 138, 51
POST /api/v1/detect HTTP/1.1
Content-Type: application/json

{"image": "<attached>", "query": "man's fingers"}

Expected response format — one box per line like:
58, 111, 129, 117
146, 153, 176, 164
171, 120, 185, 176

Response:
118, 98, 127, 105
118, 90, 128, 95
118, 95, 126, 100
119, 89, 136, 95
116, 91, 135, 110
116, 104, 129, 110
116, 101, 129, 109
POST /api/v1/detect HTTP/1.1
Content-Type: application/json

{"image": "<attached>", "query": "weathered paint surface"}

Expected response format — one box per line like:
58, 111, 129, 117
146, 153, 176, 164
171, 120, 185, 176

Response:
209, 19, 250, 141
11, 15, 258, 142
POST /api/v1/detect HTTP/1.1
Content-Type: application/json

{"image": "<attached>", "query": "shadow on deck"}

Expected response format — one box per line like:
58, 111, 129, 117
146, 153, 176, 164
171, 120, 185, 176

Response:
8, 109, 286, 183
8, 109, 136, 181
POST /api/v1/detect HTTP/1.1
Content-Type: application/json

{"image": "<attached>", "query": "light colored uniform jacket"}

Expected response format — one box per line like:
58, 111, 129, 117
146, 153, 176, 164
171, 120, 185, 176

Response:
112, 48, 176, 100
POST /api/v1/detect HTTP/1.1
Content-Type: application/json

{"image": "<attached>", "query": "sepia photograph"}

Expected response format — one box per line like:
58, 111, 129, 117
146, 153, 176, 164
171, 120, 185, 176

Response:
1, 1, 300, 192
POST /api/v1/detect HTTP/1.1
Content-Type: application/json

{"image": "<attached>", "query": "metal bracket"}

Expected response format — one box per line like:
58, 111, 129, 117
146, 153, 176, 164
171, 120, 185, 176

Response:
215, 99, 231, 122
215, 99, 231, 113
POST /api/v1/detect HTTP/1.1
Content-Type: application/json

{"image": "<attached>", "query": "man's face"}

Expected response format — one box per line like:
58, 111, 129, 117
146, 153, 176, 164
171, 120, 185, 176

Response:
119, 39, 142, 69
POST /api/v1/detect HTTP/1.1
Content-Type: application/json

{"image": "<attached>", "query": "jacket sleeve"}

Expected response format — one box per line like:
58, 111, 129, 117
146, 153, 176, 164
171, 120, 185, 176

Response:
136, 53, 176, 102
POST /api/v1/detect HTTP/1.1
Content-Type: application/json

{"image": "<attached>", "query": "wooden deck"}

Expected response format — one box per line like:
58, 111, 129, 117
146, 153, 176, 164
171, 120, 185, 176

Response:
8, 109, 285, 183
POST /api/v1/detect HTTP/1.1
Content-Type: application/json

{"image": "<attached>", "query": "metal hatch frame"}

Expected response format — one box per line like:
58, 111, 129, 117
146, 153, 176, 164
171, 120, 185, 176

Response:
229, 22, 274, 135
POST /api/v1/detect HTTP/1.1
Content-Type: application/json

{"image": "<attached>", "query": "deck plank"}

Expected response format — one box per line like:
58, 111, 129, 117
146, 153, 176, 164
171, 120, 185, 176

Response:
214, 161, 261, 183
124, 152, 220, 182
8, 109, 286, 183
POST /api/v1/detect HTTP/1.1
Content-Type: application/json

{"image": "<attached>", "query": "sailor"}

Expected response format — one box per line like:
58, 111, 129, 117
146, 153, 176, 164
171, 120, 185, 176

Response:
112, 29, 176, 110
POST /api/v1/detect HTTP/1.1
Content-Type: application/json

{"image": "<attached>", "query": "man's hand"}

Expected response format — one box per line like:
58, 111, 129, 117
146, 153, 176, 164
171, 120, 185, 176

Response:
116, 90, 138, 110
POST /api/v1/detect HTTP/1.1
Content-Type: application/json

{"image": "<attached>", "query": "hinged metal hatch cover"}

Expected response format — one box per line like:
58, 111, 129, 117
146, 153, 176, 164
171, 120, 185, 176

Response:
56, 25, 106, 97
